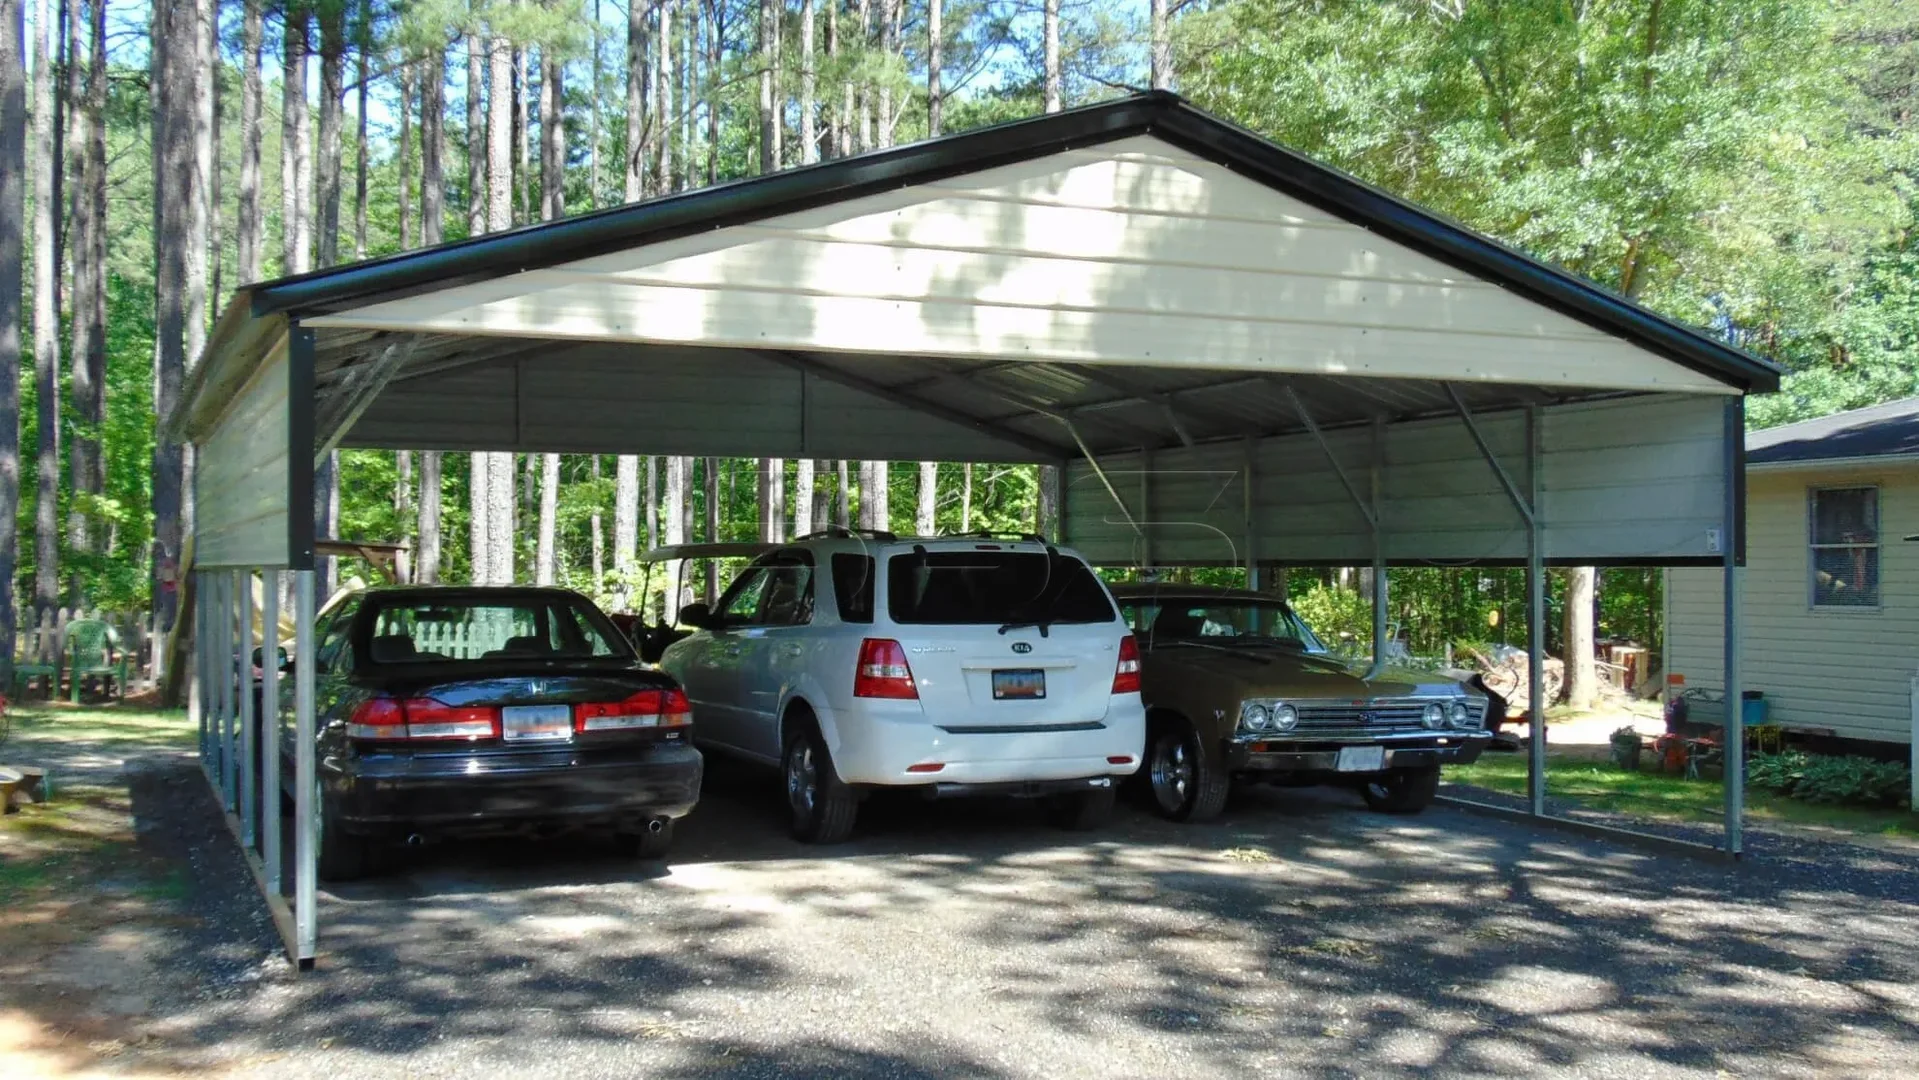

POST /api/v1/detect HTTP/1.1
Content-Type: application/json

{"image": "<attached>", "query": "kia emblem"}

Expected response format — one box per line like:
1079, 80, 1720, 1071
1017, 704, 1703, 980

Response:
1012, 642, 1033, 654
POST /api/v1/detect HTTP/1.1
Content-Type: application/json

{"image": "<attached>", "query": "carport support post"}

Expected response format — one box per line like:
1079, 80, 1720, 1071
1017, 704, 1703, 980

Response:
239, 570, 257, 849
217, 572, 235, 809
261, 573, 282, 895
1723, 399, 1745, 855
293, 569, 318, 967
193, 572, 207, 771
1526, 407, 1546, 817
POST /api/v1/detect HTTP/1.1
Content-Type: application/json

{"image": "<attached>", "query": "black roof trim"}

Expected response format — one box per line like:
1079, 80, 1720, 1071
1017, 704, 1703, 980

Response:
1747, 396, 1919, 464
246, 91, 1778, 393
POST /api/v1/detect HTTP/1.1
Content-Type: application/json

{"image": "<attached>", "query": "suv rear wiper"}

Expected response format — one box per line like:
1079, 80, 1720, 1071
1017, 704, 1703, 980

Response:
997, 619, 1053, 637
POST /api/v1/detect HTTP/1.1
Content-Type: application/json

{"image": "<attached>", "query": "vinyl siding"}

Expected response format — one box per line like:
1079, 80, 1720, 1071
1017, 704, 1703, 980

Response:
308, 136, 1730, 397
1666, 465, 1919, 745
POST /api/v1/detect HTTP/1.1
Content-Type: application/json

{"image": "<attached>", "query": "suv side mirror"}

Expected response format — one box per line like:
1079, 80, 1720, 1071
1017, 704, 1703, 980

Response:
678, 603, 713, 630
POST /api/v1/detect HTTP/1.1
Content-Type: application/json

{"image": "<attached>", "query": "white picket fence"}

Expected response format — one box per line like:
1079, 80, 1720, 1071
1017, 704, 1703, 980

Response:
11, 606, 163, 691
398, 612, 527, 661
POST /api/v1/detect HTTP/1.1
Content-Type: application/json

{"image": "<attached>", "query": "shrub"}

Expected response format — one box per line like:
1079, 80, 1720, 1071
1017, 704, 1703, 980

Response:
1746, 750, 1912, 809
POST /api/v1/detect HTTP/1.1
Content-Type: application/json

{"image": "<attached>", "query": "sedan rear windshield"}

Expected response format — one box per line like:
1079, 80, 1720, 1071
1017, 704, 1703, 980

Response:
886, 550, 1117, 626
365, 597, 632, 665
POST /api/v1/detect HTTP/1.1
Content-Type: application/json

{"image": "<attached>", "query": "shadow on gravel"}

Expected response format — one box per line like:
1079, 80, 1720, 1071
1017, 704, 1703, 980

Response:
47, 756, 1919, 1077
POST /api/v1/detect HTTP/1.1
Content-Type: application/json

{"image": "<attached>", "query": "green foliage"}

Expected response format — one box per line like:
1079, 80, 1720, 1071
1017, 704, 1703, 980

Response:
1289, 583, 1375, 652
1747, 750, 1913, 809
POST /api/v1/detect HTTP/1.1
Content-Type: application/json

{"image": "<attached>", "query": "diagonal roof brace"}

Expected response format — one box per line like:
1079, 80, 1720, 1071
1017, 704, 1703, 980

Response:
1445, 382, 1536, 527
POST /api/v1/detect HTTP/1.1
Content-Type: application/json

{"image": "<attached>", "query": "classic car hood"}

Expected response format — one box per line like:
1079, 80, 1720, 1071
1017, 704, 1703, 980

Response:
1141, 645, 1467, 699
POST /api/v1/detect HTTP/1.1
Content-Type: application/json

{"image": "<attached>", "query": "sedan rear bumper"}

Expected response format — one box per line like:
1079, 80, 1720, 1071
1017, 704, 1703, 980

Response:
326, 741, 703, 836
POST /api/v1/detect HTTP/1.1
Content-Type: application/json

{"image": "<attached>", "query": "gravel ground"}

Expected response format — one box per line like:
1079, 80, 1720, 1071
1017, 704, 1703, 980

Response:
11, 743, 1919, 1079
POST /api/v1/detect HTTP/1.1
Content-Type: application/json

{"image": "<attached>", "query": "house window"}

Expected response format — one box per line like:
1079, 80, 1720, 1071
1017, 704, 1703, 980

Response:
1810, 486, 1879, 608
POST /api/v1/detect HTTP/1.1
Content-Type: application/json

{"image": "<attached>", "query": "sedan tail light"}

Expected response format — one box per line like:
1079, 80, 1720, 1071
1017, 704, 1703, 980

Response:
346, 697, 501, 741
574, 688, 693, 732
1112, 634, 1141, 695
854, 639, 918, 699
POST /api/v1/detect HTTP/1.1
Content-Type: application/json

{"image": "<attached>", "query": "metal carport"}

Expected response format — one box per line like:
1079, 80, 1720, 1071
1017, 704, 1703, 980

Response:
166, 91, 1778, 967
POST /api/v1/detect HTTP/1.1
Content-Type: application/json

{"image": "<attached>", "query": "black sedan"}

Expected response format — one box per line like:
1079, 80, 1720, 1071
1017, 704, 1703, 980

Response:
289, 586, 702, 879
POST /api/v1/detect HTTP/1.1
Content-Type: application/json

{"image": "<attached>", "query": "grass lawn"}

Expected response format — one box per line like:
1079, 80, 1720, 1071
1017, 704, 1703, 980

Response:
3, 703, 195, 750
1447, 753, 1919, 840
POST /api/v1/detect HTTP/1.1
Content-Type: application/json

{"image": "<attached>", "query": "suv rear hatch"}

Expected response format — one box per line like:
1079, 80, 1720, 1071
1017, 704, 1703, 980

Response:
882, 545, 1124, 729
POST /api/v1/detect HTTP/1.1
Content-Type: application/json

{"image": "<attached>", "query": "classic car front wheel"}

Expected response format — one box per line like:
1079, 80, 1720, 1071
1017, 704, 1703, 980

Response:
1360, 764, 1440, 814
1146, 720, 1229, 823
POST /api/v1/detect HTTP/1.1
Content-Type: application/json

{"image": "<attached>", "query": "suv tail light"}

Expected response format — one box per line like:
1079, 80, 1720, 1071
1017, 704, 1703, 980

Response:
575, 688, 694, 731
854, 638, 919, 699
347, 697, 501, 741
1112, 634, 1141, 694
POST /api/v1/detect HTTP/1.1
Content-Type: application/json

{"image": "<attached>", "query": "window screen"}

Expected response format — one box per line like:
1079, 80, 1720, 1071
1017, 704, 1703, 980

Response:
1810, 487, 1879, 608
886, 550, 1117, 626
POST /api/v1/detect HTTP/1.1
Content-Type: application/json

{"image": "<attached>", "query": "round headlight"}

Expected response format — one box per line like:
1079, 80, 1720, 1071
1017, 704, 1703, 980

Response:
1447, 700, 1470, 729
1422, 702, 1446, 729
1241, 702, 1272, 732
1270, 703, 1299, 731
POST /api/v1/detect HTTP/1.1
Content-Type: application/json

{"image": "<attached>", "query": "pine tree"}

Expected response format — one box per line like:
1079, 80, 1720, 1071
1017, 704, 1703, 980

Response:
31, 0, 59, 610
0, 0, 25, 662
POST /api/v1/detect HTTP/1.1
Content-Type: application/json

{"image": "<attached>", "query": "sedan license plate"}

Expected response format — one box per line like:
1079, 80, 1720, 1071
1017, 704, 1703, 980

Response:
991, 669, 1046, 700
1335, 746, 1387, 772
502, 705, 573, 742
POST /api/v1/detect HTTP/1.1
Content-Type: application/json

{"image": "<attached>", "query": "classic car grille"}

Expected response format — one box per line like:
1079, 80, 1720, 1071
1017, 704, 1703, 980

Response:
1284, 699, 1482, 740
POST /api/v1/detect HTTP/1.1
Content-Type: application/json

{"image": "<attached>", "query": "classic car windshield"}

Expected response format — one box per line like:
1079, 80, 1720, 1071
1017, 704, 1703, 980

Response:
1122, 597, 1328, 653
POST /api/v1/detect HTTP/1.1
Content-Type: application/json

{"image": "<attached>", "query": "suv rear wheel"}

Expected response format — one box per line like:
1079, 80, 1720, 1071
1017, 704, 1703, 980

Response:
1360, 764, 1440, 814
784, 721, 858, 844
1146, 719, 1229, 823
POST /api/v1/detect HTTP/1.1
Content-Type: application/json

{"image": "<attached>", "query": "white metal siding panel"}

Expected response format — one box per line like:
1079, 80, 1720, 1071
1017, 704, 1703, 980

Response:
1066, 394, 1728, 567
1666, 466, 1919, 745
195, 336, 292, 568
307, 136, 1734, 397
343, 345, 1045, 462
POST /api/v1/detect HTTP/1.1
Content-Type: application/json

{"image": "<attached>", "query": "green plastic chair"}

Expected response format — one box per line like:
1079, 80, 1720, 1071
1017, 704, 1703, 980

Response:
65, 619, 129, 703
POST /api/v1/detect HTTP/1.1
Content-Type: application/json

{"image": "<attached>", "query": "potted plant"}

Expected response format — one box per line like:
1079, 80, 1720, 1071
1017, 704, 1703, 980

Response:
1610, 725, 1644, 771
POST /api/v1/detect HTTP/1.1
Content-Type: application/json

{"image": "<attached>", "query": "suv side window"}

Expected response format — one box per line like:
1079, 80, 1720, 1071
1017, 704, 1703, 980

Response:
715, 568, 769, 626
756, 563, 815, 626
832, 553, 876, 623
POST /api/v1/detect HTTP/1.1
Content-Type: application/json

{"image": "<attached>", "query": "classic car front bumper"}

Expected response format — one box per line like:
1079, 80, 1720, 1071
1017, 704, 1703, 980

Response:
1224, 730, 1492, 775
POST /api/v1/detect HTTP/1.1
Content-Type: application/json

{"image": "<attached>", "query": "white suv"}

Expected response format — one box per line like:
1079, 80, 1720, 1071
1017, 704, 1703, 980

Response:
659, 531, 1146, 842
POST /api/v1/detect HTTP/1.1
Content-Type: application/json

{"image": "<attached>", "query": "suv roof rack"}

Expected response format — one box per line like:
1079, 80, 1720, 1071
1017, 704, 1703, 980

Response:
792, 527, 899, 543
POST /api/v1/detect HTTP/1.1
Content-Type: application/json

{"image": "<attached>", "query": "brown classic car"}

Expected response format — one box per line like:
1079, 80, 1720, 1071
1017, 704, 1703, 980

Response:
1110, 584, 1494, 821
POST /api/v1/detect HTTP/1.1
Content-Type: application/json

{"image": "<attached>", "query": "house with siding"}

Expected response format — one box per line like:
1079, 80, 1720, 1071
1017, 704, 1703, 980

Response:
1666, 397, 1919, 749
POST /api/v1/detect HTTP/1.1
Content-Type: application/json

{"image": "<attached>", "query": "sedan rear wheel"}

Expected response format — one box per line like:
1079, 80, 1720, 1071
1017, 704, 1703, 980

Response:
1146, 721, 1229, 823
315, 777, 379, 881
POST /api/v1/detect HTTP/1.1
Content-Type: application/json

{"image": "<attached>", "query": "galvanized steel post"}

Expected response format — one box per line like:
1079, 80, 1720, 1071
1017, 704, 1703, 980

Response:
1527, 406, 1546, 817
292, 570, 318, 966
239, 570, 257, 848
261, 572, 282, 895
1723, 399, 1745, 855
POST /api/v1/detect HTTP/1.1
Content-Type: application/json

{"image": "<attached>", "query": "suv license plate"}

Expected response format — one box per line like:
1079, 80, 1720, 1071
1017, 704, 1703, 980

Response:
503, 705, 573, 742
991, 669, 1046, 700
1335, 746, 1386, 772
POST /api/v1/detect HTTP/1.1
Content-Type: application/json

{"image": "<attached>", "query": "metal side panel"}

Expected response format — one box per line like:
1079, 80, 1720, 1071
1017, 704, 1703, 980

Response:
194, 334, 293, 568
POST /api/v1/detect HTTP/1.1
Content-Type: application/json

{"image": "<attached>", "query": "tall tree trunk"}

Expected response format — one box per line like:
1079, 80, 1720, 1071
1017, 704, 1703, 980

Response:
615, 454, 638, 572
1150, 0, 1170, 90
758, 459, 784, 542
485, 25, 516, 582
418, 451, 442, 582
662, 455, 686, 621
31, 0, 58, 610
793, 458, 814, 536
353, 0, 370, 259
656, 0, 673, 191
541, 47, 564, 220
591, 455, 604, 584
589, 0, 602, 205
625, 0, 648, 201
1564, 567, 1598, 708
394, 451, 412, 580
283, 4, 311, 274
704, 0, 718, 184
65, 0, 102, 578
536, 452, 558, 584
927, 0, 940, 135
811, 461, 828, 533
1037, 464, 1057, 539
703, 456, 718, 604
758, 0, 774, 171
960, 462, 971, 531
237, 0, 263, 282
316, 5, 345, 268
856, 460, 870, 528
681, 0, 694, 187
856, 0, 870, 150
397, 61, 413, 249
871, 460, 888, 531
0, 0, 23, 659
466, 32, 485, 237
836, 459, 850, 528
645, 455, 658, 553
915, 461, 936, 536
877, 0, 897, 145
514, 48, 529, 224
469, 451, 489, 581
831, 0, 849, 157
800, 0, 815, 163
1043, 0, 1060, 113
422, 48, 445, 243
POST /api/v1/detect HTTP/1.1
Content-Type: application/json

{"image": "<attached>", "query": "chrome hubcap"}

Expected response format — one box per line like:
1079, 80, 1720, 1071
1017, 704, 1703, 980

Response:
787, 743, 818, 818
1151, 735, 1194, 811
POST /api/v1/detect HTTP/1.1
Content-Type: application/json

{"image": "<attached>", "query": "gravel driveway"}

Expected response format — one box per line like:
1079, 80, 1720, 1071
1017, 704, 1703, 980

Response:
17, 747, 1919, 1079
